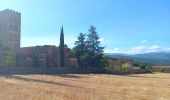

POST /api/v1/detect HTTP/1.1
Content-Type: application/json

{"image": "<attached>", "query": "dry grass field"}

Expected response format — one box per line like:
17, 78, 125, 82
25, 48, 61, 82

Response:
0, 73, 170, 100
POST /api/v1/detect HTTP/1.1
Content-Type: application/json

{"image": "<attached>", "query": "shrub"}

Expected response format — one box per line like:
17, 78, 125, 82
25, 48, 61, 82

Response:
115, 65, 128, 70
160, 68, 166, 73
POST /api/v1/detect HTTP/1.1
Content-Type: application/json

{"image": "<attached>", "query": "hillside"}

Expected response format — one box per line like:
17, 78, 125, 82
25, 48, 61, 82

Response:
105, 52, 170, 66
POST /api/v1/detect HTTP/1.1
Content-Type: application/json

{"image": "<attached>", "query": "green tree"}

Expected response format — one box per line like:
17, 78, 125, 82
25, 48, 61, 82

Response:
86, 25, 105, 67
59, 25, 65, 67
0, 39, 6, 57
0, 39, 16, 67
33, 47, 39, 67
2, 49, 16, 67
74, 33, 87, 68
46, 46, 49, 67
74, 25, 108, 68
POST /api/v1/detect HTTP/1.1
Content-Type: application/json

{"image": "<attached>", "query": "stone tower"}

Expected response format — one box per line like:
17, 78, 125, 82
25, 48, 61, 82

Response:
0, 9, 21, 67
0, 9, 21, 50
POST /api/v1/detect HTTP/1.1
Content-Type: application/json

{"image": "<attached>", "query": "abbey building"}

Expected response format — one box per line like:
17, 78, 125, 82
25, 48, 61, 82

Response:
0, 9, 77, 67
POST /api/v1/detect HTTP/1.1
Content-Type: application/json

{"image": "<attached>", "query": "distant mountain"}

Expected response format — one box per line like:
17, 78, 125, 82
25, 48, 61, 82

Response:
105, 52, 170, 66
133, 52, 170, 59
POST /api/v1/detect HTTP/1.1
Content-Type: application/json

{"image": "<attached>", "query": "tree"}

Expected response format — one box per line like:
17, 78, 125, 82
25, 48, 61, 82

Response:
74, 33, 87, 68
59, 25, 65, 67
86, 25, 104, 67
74, 25, 107, 68
32, 47, 39, 67
46, 46, 49, 67
0, 39, 16, 67
2, 49, 16, 67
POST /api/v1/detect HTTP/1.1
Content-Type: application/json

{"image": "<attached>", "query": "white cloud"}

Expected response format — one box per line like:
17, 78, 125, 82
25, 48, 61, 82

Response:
99, 37, 109, 46
99, 37, 104, 43
127, 45, 161, 54
105, 48, 124, 54
105, 45, 170, 54
142, 40, 148, 44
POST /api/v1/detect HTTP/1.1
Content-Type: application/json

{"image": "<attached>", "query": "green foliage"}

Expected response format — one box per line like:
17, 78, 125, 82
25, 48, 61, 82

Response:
86, 26, 105, 67
109, 59, 129, 70
46, 47, 49, 67
59, 25, 65, 67
2, 49, 16, 67
86, 26, 104, 55
115, 65, 128, 70
0, 39, 16, 67
133, 61, 152, 70
101, 56, 110, 67
74, 25, 107, 68
74, 33, 87, 68
116, 59, 124, 67
32, 47, 39, 67
160, 68, 166, 73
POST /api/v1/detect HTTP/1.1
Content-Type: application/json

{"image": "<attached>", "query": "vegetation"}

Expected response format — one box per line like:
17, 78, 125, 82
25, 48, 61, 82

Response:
74, 33, 87, 68
107, 58, 130, 70
59, 26, 65, 67
46, 47, 49, 67
115, 65, 128, 70
160, 68, 166, 73
106, 52, 170, 66
0, 40, 16, 67
32, 47, 39, 67
74, 25, 107, 68
2, 49, 16, 67
133, 62, 152, 69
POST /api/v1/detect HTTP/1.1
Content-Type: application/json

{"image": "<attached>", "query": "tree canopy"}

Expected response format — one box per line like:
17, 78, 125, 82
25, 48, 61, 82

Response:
74, 25, 107, 68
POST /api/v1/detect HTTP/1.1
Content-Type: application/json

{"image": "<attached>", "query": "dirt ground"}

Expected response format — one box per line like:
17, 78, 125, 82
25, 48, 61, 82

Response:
0, 73, 170, 100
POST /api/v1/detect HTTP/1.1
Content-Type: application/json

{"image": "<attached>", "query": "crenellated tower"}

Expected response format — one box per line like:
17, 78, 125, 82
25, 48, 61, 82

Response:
0, 9, 21, 51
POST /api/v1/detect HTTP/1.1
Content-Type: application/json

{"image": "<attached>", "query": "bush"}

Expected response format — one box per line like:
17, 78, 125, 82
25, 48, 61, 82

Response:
140, 65, 146, 69
160, 68, 166, 73
115, 65, 128, 70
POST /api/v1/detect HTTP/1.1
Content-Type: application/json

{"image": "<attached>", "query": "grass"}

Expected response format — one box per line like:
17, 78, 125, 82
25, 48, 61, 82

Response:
0, 73, 170, 100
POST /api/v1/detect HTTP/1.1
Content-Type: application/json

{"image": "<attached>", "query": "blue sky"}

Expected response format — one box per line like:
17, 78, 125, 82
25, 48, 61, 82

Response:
0, 0, 170, 54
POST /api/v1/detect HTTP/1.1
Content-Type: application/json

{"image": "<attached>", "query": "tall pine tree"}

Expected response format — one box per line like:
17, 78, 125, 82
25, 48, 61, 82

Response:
86, 25, 104, 67
74, 33, 87, 68
74, 25, 106, 68
59, 25, 65, 67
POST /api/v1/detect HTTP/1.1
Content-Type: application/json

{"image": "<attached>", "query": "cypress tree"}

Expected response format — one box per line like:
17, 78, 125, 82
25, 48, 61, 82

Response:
59, 25, 65, 67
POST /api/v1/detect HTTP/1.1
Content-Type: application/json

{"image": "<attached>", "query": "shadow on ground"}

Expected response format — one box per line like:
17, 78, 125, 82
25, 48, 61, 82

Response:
0, 75, 87, 89
126, 74, 170, 80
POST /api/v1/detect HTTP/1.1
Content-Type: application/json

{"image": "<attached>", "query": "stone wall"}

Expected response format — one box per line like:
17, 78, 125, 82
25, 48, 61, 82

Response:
17, 45, 78, 67
0, 67, 149, 75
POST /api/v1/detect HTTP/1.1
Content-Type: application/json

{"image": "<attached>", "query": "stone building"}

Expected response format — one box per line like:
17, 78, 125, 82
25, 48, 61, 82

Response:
0, 9, 21, 67
0, 9, 77, 67
18, 45, 59, 67
0, 9, 21, 50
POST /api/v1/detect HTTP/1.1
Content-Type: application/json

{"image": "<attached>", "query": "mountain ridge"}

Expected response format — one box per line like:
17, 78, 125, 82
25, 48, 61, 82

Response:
105, 52, 170, 66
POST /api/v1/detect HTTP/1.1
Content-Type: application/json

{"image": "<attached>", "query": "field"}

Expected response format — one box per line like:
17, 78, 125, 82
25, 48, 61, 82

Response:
152, 66, 170, 73
0, 73, 170, 100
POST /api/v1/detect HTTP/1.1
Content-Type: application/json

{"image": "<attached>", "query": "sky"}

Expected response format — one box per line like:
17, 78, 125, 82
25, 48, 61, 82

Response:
0, 0, 170, 54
